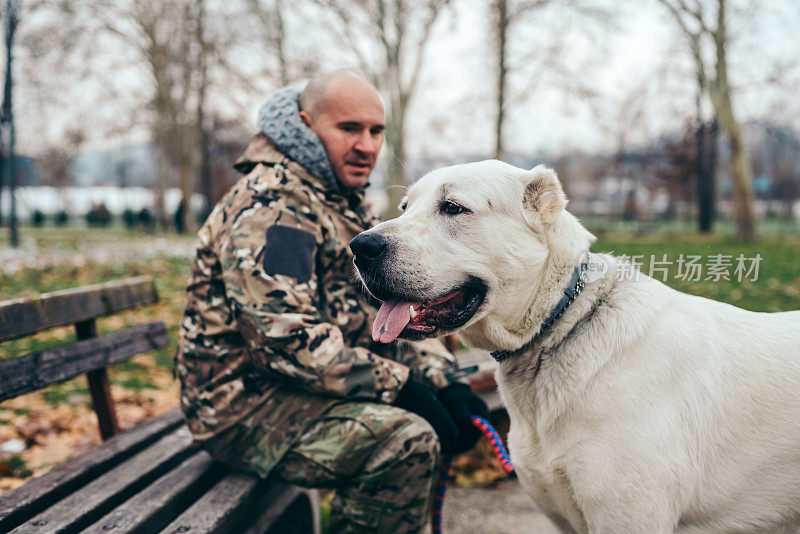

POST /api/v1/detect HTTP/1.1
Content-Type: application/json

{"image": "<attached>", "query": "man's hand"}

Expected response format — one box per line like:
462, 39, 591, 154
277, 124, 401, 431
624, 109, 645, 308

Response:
437, 383, 490, 454
394, 378, 459, 455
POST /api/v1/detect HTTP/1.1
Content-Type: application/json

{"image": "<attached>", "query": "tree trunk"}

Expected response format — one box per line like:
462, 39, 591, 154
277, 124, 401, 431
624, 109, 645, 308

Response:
696, 119, 717, 233
3, 0, 18, 246
275, 0, 290, 86
156, 146, 169, 231
198, 119, 211, 218
384, 111, 407, 218
0, 151, 4, 225
711, 0, 755, 240
724, 120, 755, 239
178, 160, 194, 234
196, 0, 212, 220
493, 0, 508, 161
382, 42, 408, 218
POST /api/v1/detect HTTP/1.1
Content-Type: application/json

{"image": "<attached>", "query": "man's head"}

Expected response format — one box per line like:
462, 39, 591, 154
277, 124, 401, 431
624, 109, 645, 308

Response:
299, 70, 385, 188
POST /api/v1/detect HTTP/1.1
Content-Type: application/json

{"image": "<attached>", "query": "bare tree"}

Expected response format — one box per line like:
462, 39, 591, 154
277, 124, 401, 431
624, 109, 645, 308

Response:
315, 0, 451, 216
491, 0, 552, 160
657, 0, 756, 239
492, 0, 510, 160
242, 0, 322, 92
751, 123, 800, 219
17, 1, 253, 233
36, 128, 85, 189
1, 0, 22, 246
120, 1, 201, 233
694, 95, 718, 233
490, 0, 612, 161
195, 0, 212, 218
656, 121, 705, 218
247, 0, 291, 86
18, 1, 201, 231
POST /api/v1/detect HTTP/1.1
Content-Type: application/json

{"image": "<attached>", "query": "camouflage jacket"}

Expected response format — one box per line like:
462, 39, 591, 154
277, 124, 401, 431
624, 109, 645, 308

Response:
176, 134, 456, 461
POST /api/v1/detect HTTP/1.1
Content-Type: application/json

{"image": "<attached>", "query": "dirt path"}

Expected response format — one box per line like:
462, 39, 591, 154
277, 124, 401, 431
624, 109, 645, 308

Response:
443, 479, 561, 534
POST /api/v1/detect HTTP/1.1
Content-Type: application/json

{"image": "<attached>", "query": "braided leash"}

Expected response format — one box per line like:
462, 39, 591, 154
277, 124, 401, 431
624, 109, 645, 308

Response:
431, 456, 454, 534
431, 416, 515, 534
471, 416, 515, 476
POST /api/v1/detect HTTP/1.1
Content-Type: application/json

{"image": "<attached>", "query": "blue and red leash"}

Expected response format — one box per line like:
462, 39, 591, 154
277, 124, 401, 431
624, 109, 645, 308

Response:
431, 415, 515, 534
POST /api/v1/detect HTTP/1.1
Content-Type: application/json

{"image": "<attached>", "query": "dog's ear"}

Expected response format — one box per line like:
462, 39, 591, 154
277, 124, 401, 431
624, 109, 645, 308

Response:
523, 165, 567, 227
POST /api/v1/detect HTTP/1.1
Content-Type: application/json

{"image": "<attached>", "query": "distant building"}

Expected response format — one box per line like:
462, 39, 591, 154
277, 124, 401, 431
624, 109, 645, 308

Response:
0, 155, 37, 186
69, 144, 160, 187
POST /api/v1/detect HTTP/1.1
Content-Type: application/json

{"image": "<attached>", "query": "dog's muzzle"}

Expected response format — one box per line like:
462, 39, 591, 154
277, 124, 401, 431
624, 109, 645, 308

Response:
349, 231, 388, 271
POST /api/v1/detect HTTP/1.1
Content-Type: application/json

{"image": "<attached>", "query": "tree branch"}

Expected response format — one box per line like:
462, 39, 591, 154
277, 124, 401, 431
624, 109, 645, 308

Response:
403, 0, 448, 103
310, 0, 374, 75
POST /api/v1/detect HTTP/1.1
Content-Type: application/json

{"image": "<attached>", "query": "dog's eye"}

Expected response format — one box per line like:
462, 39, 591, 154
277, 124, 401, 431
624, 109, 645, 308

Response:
440, 201, 467, 215
399, 201, 407, 212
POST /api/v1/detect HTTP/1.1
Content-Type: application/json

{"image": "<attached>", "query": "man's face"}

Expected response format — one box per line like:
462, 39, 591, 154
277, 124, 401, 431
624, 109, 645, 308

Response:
300, 78, 385, 188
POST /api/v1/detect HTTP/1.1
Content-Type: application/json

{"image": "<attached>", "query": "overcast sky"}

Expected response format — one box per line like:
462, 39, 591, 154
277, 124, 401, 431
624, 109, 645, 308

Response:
12, 1, 800, 161
399, 0, 800, 158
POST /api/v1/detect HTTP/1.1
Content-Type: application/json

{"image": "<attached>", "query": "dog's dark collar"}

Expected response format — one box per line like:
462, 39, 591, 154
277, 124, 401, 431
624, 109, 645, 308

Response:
491, 256, 588, 363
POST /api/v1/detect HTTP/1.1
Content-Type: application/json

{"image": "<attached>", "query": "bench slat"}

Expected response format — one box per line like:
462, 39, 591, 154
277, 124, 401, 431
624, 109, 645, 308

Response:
0, 276, 158, 342
0, 409, 184, 532
0, 322, 169, 402
11, 425, 194, 534
82, 452, 224, 534
242, 482, 320, 534
161, 473, 261, 534
245, 483, 308, 534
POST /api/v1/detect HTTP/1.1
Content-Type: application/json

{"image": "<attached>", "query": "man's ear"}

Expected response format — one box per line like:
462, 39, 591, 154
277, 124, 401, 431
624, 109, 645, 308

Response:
299, 110, 313, 128
523, 165, 567, 228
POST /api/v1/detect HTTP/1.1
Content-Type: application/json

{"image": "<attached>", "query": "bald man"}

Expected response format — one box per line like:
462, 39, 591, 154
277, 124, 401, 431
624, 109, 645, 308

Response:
177, 70, 487, 532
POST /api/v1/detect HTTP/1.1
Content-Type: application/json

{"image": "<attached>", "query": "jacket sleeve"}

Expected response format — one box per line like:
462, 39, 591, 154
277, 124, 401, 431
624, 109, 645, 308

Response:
393, 338, 458, 391
217, 185, 409, 404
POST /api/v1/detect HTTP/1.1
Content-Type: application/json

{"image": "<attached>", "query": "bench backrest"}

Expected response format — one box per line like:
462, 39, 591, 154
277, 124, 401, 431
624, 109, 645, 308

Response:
0, 275, 158, 342
0, 276, 169, 439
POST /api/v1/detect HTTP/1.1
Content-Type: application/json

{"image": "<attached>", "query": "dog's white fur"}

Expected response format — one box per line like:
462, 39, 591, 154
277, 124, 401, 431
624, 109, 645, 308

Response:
367, 160, 800, 533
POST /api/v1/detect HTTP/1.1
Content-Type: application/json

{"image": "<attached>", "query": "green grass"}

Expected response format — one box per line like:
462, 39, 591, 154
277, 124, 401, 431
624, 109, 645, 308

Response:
42, 382, 91, 406
583, 217, 800, 237
116, 377, 160, 392
2, 455, 33, 478
590, 232, 800, 313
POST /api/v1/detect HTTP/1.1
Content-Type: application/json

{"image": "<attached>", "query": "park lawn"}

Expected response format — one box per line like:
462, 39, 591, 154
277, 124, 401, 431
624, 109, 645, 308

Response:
591, 232, 800, 313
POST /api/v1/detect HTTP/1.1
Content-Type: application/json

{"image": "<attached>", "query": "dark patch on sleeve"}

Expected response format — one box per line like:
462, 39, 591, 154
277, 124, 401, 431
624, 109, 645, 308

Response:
308, 336, 324, 352
263, 225, 317, 283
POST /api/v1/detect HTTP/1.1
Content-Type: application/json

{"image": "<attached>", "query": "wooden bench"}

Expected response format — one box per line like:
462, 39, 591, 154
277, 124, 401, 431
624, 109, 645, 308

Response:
0, 277, 320, 534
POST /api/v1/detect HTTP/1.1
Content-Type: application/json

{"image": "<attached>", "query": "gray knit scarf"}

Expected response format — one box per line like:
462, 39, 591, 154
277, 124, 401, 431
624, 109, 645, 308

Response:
257, 86, 340, 191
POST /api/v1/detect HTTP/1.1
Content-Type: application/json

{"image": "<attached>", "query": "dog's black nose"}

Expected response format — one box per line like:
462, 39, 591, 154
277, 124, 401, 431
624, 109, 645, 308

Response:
350, 232, 388, 262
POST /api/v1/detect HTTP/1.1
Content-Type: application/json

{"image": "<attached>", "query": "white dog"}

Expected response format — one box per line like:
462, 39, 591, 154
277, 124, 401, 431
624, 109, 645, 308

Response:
350, 160, 800, 533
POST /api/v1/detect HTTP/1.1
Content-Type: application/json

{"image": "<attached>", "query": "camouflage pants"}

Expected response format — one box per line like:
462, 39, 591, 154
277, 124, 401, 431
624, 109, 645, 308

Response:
209, 401, 441, 533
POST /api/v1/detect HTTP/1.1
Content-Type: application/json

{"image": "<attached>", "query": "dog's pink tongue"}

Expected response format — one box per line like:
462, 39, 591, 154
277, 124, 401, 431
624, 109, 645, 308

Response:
373, 299, 417, 343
